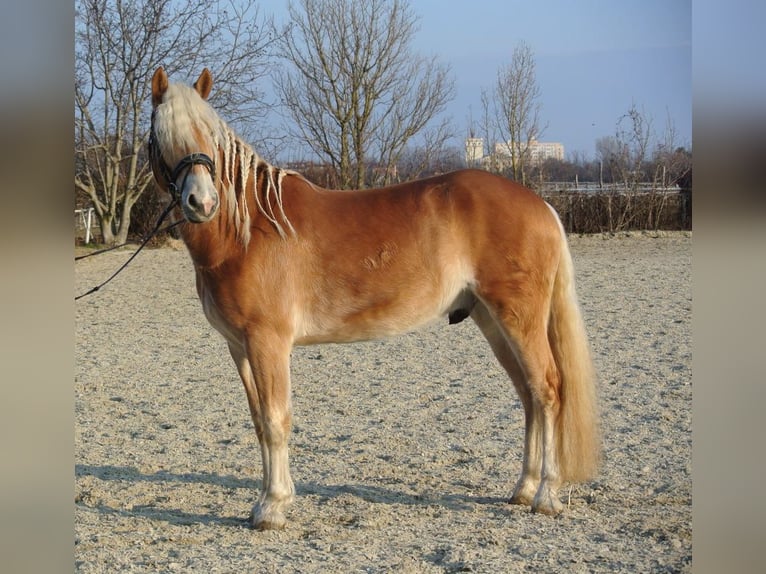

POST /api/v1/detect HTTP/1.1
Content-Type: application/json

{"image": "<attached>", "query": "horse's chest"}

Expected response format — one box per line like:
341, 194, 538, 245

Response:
197, 281, 242, 344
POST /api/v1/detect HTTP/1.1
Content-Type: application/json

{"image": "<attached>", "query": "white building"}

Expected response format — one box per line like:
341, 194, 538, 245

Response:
464, 137, 485, 165
494, 138, 564, 165
465, 137, 565, 168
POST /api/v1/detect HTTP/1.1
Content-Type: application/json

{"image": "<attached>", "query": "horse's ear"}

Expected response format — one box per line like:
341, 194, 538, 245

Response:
151, 67, 169, 106
194, 68, 213, 100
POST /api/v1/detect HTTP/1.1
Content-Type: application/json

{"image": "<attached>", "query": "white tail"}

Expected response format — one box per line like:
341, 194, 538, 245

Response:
548, 227, 601, 482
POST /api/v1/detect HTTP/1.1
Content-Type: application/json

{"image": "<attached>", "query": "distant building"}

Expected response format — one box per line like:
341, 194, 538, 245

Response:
494, 138, 564, 165
465, 136, 564, 170
464, 137, 484, 165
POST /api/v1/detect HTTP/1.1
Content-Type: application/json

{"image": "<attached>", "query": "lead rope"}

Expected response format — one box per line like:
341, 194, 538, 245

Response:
75, 198, 180, 300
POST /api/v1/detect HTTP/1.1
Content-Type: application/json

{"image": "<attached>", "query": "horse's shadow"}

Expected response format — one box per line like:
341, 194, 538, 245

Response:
75, 464, 511, 529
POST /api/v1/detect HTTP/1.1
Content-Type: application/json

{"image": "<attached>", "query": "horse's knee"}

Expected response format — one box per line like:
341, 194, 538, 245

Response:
259, 409, 291, 443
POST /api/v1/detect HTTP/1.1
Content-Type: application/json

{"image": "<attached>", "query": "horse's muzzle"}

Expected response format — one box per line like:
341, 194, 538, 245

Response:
183, 190, 219, 223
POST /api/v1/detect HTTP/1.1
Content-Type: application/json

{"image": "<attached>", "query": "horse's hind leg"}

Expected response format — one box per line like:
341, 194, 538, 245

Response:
474, 295, 565, 515
506, 322, 564, 515
470, 302, 542, 507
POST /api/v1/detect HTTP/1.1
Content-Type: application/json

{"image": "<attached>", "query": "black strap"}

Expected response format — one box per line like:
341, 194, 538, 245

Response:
75, 199, 180, 300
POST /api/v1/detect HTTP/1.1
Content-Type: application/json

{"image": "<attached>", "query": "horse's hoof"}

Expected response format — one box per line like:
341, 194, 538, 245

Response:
509, 493, 534, 507
531, 502, 563, 516
250, 505, 287, 530
253, 517, 286, 531
531, 492, 564, 516
509, 481, 537, 506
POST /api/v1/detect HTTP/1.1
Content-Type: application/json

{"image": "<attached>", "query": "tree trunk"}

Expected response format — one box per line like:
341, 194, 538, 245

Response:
115, 216, 130, 245
99, 214, 117, 246
116, 196, 134, 245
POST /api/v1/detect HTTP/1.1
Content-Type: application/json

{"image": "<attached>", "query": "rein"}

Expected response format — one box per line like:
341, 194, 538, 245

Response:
74, 212, 181, 262
76, 135, 217, 301
74, 198, 181, 301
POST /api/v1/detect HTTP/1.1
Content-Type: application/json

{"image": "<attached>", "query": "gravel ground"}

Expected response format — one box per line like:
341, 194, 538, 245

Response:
75, 231, 692, 573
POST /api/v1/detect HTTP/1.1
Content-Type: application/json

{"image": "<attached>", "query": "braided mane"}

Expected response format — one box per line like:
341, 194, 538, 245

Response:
153, 81, 296, 245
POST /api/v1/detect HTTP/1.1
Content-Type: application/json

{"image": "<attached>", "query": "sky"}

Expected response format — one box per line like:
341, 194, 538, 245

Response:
268, 0, 692, 160
408, 0, 692, 158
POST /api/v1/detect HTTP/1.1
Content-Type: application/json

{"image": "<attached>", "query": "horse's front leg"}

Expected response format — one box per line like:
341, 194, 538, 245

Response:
228, 333, 295, 530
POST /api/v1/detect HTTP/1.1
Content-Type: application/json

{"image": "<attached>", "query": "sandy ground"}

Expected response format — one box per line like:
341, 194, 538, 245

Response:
75, 231, 691, 573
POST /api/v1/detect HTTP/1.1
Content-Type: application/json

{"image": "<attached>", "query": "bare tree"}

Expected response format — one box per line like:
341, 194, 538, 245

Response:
478, 90, 498, 171
482, 40, 544, 185
275, 0, 454, 189
652, 111, 692, 189
596, 105, 654, 191
614, 103, 654, 189
75, 0, 277, 245
595, 135, 622, 185
595, 104, 658, 230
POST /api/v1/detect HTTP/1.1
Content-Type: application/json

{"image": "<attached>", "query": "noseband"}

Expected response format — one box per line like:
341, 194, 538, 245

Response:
148, 124, 216, 201
166, 153, 216, 200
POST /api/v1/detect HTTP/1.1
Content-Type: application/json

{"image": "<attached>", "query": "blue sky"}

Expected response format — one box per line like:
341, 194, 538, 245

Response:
409, 0, 692, 158
268, 0, 691, 160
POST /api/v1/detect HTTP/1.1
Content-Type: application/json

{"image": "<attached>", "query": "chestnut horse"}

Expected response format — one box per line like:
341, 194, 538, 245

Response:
149, 67, 600, 530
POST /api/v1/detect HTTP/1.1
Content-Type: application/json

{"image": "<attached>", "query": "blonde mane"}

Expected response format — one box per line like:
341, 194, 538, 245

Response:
153, 82, 295, 244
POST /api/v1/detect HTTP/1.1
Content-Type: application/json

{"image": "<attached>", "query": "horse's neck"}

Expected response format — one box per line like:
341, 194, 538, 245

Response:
180, 220, 234, 270
180, 157, 285, 270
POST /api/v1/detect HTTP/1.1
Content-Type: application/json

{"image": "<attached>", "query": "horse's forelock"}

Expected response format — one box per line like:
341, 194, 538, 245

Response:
155, 83, 223, 154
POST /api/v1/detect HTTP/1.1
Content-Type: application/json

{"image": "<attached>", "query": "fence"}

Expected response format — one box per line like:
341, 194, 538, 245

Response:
536, 181, 682, 195
75, 207, 99, 244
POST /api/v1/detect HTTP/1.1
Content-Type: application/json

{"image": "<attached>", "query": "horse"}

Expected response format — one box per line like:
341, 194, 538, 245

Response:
148, 66, 600, 530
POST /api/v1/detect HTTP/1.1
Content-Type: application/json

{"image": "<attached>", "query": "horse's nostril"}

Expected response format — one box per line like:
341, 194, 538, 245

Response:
185, 191, 217, 218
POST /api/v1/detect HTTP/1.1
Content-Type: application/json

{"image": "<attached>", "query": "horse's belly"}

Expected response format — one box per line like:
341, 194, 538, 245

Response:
293, 282, 474, 346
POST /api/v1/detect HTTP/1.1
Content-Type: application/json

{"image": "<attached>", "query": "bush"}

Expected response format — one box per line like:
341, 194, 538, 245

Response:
543, 190, 691, 234
128, 186, 180, 245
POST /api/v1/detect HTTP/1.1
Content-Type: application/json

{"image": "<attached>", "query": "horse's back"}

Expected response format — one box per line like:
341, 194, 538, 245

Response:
287, 168, 561, 275
446, 169, 554, 221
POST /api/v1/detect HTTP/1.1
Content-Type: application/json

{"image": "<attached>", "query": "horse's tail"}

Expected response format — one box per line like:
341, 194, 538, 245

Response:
547, 207, 601, 482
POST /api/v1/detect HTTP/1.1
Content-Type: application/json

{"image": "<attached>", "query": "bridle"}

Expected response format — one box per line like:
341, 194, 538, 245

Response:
75, 121, 217, 301
148, 116, 216, 202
